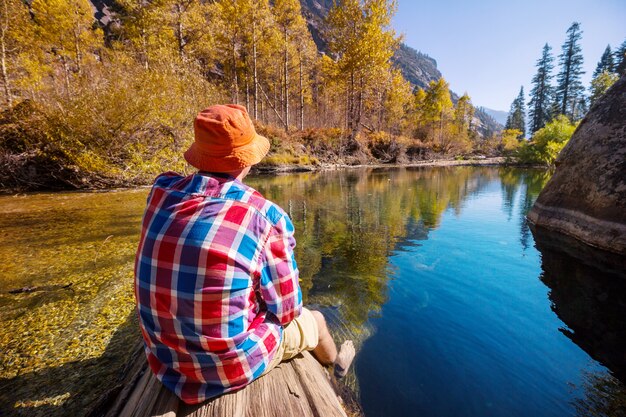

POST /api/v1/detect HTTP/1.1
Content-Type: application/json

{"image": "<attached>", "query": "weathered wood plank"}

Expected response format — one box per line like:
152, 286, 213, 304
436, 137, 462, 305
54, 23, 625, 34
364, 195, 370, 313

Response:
292, 352, 348, 417
98, 351, 348, 417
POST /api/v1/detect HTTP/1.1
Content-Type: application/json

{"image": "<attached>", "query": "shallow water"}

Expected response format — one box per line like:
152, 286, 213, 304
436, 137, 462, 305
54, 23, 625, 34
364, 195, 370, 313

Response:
0, 166, 624, 416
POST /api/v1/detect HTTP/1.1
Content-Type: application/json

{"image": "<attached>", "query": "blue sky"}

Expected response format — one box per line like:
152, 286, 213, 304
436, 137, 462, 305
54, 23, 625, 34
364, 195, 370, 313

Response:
393, 0, 626, 111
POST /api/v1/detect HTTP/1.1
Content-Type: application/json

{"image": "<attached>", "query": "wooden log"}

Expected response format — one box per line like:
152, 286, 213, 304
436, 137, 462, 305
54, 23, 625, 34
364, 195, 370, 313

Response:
96, 351, 349, 417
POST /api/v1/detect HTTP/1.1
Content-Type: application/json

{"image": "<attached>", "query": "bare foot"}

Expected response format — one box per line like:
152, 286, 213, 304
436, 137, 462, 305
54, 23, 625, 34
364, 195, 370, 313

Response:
334, 340, 356, 378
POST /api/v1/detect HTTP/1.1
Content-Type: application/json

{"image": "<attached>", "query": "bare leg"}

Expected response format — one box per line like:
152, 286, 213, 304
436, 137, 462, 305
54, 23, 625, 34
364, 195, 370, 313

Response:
310, 310, 356, 377
310, 310, 337, 365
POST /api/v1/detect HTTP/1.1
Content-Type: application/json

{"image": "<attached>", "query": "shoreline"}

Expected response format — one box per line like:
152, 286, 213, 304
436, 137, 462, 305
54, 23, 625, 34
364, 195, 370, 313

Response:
1, 158, 545, 195
253, 156, 521, 174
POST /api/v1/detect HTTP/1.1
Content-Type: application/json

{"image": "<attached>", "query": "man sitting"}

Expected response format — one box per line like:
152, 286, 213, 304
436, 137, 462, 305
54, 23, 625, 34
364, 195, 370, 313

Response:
134, 104, 355, 404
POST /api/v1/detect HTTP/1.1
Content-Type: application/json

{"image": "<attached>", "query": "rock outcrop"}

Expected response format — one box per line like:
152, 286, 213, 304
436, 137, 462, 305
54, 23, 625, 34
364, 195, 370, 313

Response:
527, 75, 626, 255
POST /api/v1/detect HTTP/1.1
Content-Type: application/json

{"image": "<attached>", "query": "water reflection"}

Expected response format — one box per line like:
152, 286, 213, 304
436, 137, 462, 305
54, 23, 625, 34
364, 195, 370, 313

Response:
2, 166, 624, 416
249, 167, 506, 333
531, 226, 626, 416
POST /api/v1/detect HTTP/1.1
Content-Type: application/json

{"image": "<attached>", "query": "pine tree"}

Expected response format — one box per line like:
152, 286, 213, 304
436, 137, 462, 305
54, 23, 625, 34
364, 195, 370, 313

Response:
593, 45, 615, 77
555, 22, 585, 120
528, 43, 554, 133
614, 39, 626, 76
505, 86, 525, 138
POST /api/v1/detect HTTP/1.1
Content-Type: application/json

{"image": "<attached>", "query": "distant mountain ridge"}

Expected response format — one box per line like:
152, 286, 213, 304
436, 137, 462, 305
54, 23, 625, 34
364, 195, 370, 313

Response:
480, 107, 508, 126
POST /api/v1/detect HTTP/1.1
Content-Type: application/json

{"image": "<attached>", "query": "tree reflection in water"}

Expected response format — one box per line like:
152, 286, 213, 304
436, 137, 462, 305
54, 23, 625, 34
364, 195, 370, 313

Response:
531, 226, 626, 417
251, 167, 503, 334
4, 166, 624, 416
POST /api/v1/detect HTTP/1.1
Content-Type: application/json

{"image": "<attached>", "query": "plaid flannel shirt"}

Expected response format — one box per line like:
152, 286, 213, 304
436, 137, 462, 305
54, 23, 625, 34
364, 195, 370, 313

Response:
134, 172, 302, 404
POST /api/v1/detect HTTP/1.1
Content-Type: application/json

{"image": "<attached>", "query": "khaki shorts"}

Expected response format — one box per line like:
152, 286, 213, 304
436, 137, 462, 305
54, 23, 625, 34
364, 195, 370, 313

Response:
263, 307, 319, 374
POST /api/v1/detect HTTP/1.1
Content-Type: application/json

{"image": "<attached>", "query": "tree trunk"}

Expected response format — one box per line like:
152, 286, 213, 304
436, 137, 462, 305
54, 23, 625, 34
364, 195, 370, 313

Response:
141, 27, 149, 70
0, 34, 10, 107
245, 77, 249, 111
232, 39, 239, 104
0, 0, 11, 107
176, 4, 185, 60
61, 55, 72, 98
252, 20, 258, 119
260, 96, 264, 123
283, 29, 289, 132
73, 29, 82, 75
299, 51, 304, 130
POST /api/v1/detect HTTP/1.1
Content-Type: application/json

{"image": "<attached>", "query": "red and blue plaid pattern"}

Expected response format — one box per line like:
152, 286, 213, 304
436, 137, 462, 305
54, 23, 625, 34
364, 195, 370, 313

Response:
134, 172, 302, 404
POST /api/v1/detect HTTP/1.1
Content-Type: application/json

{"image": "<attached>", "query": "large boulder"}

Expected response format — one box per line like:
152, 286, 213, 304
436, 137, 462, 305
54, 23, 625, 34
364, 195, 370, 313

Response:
527, 75, 626, 255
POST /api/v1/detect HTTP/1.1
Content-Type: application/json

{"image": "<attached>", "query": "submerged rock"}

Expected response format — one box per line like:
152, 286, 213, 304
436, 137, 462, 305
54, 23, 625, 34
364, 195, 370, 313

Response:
527, 75, 626, 255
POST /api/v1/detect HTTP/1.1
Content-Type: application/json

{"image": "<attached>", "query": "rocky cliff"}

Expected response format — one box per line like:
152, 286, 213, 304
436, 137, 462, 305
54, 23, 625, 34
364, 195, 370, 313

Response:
527, 75, 626, 255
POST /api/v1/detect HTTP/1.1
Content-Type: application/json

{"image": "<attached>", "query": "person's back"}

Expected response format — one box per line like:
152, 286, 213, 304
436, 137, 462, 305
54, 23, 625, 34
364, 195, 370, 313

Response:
134, 104, 354, 404
135, 170, 300, 403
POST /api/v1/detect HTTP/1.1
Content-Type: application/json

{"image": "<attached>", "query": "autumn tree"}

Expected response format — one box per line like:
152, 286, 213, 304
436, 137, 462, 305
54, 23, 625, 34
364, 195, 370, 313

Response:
31, 0, 104, 97
422, 77, 453, 150
164, 0, 215, 64
528, 43, 554, 133
380, 68, 412, 134
326, 0, 400, 142
272, 0, 312, 131
589, 71, 619, 106
214, 0, 250, 103
0, 0, 36, 106
244, 0, 274, 120
114, 0, 171, 69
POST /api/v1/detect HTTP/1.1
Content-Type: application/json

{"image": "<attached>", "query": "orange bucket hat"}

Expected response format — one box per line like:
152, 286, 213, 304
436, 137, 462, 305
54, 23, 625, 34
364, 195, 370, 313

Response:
184, 104, 270, 172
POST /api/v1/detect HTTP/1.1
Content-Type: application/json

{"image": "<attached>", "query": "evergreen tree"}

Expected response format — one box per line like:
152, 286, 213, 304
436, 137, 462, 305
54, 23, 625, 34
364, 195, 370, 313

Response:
505, 86, 525, 138
555, 22, 585, 121
593, 45, 615, 77
528, 43, 554, 133
614, 39, 626, 76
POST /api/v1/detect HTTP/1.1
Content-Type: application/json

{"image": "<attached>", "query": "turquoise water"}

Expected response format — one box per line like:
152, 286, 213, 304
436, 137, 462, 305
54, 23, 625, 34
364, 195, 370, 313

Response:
1, 166, 624, 416
347, 171, 626, 417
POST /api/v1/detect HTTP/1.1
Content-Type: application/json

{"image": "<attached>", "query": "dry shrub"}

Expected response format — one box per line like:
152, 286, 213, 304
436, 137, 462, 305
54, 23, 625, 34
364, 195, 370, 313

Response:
0, 61, 225, 190
405, 139, 432, 161
366, 131, 407, 163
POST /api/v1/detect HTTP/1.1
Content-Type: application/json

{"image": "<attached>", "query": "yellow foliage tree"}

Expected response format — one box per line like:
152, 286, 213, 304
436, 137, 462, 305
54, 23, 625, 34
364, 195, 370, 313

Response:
0, 0, 38, 105
326, 0, 400, 141
31, 0, 103, 95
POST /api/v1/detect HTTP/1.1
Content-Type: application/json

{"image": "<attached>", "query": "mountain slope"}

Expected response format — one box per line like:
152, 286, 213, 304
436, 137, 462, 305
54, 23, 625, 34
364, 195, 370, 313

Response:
480, 107, 508, 126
